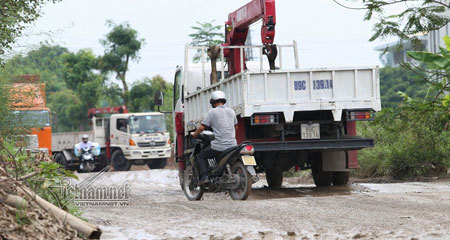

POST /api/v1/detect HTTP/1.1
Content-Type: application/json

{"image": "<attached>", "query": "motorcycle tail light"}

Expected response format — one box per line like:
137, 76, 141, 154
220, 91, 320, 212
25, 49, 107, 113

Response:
240, 145, 254, 155
129, 139, 136, 146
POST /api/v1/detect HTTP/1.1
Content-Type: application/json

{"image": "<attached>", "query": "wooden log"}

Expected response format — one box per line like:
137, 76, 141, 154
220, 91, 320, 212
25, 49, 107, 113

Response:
17, 186, 102, 239
18, 170, 40, 181
2, 194, 29, 209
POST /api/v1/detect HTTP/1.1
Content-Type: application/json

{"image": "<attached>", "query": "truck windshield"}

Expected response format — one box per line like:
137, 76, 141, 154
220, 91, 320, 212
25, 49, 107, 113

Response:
13, 110, 50, 127
129, 115, 166, 134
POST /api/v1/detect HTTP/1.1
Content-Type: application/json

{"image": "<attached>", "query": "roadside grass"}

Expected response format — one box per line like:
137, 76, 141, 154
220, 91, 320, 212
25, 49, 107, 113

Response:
355, 108, 450, 180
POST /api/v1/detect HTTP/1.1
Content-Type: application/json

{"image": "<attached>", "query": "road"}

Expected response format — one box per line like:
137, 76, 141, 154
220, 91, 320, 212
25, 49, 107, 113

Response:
78, 169, 450, 240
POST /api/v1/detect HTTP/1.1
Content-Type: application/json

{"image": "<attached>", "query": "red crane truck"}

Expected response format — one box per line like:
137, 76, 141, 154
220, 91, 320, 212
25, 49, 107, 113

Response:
173, 0, 381, 188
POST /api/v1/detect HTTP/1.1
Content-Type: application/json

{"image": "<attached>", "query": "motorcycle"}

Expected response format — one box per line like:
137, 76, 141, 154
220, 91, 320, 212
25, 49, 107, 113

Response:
74, 143, 101, 173
182, 131, 259, 201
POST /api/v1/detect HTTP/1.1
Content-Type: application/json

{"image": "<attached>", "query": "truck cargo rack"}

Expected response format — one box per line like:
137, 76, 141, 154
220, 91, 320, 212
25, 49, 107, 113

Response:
252, 137, 374, 152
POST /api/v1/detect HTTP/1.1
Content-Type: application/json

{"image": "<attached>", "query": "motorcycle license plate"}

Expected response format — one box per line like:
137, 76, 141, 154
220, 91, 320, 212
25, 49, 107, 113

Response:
241, 155, 256, 166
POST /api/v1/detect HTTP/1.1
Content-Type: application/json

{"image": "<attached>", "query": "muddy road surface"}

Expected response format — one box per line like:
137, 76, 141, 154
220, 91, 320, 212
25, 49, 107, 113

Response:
77, 170, 450, 239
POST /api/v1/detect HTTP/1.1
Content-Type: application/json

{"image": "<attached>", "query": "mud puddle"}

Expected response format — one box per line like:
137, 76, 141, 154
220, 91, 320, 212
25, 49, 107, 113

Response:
249, 184, 370, 200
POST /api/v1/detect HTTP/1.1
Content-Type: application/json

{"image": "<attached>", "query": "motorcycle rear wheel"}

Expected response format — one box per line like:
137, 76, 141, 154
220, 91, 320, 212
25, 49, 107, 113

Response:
229, 162, 252, 200
183, 165, 204, 201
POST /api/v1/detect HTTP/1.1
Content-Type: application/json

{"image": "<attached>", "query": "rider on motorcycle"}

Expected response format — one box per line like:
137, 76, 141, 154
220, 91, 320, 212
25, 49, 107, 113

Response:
77, 134, 93, 152
191, 90, 238, 185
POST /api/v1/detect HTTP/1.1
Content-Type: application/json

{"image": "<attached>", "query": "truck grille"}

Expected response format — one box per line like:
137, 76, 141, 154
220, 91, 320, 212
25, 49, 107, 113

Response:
138, 141, 166, 148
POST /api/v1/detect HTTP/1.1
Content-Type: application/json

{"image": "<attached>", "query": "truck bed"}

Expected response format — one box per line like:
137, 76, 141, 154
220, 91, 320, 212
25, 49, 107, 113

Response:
52, 131, 106, 152
184, 67, 381, 130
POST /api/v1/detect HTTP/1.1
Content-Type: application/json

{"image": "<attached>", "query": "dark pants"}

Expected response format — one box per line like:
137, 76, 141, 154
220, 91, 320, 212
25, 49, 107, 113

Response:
197, 145, 220, 178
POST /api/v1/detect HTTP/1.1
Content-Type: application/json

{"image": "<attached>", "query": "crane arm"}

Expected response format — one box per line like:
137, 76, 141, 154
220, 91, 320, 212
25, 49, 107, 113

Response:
226, 0, 275, 45
223, 0, 277, 75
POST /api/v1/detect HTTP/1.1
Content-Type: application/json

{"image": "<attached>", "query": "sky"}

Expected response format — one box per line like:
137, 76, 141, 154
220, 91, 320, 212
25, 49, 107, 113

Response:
15, 0, 388, 84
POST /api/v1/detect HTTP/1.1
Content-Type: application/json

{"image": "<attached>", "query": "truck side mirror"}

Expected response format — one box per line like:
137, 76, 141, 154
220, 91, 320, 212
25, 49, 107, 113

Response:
154, 91, 164, 111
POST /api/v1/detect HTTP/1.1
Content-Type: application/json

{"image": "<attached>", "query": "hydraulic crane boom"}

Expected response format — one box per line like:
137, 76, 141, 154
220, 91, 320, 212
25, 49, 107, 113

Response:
223, 0, 277, 76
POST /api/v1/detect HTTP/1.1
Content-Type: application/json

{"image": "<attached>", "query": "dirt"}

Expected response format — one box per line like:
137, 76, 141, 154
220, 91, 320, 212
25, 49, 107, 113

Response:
77, 169, 450, 240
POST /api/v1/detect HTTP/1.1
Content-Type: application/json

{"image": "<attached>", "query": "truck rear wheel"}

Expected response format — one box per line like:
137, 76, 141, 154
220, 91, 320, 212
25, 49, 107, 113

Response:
112, 150, 131, 171
332, 171, 350, 185
265, 169, 283, 188
311, 154, 332, 187
147, 158, 167, 169
54, 153, 76, 171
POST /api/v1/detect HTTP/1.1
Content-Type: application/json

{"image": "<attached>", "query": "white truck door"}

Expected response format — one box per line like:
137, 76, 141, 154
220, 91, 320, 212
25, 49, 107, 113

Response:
110, 116, 129, 146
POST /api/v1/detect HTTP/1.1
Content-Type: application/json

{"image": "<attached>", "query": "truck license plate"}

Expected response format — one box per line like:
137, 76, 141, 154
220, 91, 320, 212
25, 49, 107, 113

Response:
301, 123, 320, 139
241, 155, 256, 166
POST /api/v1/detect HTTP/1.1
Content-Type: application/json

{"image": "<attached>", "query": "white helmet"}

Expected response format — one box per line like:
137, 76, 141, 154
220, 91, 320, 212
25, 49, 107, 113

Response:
210, 90, 226, 104
82, 134, 89, 140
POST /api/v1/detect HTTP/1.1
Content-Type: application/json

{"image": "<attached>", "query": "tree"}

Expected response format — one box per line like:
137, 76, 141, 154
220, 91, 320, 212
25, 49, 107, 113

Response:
379, 66, 429, 108
129, 75, 173, 138
100, 82, 124, 107
48, 89, 84, 132
98, 20, 145, 106
129, 75, 172, 112
62, 49, 104, 130
0, 0, 61, 60
336, 1, 450, 178
0, 77, 13, 137
189, 21, 224, 62
0, 45, 69, 93
338, 1, 449, 43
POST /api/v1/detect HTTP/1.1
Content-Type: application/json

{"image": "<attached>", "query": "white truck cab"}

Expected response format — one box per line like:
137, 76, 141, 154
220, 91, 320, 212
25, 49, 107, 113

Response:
110, 112, 171, 169
52, 111, 171, 171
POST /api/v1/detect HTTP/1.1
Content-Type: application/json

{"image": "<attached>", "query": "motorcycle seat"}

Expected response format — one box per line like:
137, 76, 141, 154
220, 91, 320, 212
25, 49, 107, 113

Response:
215, 145, 241, 161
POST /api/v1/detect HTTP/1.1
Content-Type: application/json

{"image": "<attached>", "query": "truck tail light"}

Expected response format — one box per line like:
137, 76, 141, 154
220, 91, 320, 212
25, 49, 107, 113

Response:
129, 139, 136, 146
347, 111, 374, 121
251, 114, 279, 125
240, 145, 254, 155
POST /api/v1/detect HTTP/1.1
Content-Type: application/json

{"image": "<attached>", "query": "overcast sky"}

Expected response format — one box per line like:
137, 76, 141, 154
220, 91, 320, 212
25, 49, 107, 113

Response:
15, 0, 388, 84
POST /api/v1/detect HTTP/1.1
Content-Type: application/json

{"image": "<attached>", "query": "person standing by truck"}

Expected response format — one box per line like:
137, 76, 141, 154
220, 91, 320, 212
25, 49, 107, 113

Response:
191, 91, 238, 185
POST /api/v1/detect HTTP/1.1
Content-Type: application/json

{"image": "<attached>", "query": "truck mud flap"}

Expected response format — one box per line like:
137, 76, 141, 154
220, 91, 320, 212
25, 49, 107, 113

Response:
252, 138, 374, 152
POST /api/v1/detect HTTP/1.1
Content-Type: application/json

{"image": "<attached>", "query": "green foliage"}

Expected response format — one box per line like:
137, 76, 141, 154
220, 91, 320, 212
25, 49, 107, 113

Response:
100, 82, 124, 107
358, 37, 450, 179
358, 107, 449, 179
0, 0, 61, 59
0, 45, 69, 93
51, 49, 103, 131
0, 141, 81, 216
0, 77, 14, 137
62, 50, 103, 110
48, 89, 84, 132
379, 66, 429, 108
129, 75, 172, 112
189, 20, 224, 62
98, 20, 145, 106
347, 1, 449, 42
129, 75, 174, 138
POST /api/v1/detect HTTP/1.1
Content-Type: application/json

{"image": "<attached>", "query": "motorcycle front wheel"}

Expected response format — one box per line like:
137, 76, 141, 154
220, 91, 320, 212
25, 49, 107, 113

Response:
229, 162, 252, 200
182, 165, 204, 201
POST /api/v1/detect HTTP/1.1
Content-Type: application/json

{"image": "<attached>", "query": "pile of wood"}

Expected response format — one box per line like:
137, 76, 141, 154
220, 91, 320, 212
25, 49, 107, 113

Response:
0, 164, 101, 239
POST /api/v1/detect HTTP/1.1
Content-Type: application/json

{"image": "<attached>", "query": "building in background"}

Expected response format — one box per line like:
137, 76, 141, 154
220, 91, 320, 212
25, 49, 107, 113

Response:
375, 10, 449, 67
